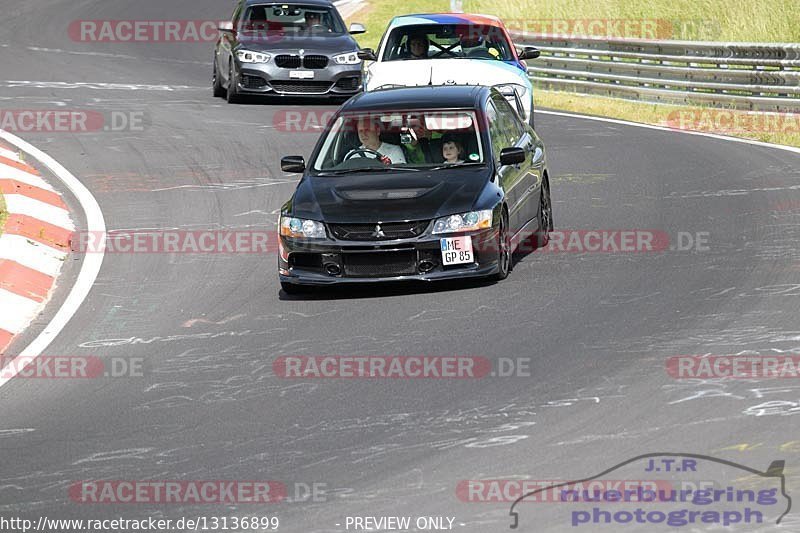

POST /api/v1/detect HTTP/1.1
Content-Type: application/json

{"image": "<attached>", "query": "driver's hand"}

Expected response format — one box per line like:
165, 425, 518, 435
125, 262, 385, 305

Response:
378, 154, 391, 166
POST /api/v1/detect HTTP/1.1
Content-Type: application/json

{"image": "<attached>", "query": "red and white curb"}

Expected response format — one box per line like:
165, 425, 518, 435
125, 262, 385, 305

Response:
0, 141, 73, 354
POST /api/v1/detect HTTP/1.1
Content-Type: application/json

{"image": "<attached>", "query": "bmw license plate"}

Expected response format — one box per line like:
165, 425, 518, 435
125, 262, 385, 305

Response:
289, 70, 314, 79
440, 236, 473, 265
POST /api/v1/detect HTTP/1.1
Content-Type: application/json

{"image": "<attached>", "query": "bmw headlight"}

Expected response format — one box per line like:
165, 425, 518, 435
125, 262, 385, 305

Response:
280, 216, 326, 239
236, 49, 271, 63
432, 210, 493, 234
333, 51, 360, 65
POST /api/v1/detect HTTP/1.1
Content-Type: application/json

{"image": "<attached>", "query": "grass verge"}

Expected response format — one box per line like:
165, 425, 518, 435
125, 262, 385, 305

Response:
464, 0, 800, 42
0, 191, 7, 237
535, 89, 800, 148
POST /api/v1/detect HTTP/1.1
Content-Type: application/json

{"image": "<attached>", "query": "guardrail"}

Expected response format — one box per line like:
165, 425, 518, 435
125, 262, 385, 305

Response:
510, 32, 800, 112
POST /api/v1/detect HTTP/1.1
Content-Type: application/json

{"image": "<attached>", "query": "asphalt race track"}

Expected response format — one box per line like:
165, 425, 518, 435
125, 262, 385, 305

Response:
1, 0, 800, 531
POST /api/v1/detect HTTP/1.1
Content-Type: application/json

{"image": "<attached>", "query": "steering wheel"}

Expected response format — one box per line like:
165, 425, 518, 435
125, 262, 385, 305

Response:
344, 148, 383, 161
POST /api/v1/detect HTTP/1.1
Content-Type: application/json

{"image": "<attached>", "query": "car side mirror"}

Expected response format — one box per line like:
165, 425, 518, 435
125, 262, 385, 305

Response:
357, 48, 377, 61
518, 46, 540, 60
349, 23, 366, 35
499, 147, 525, 166
281, 155, 306, 173
218, 21, 235, 33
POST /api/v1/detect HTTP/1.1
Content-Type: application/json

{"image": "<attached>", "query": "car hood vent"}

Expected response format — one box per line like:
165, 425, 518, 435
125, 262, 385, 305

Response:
334, 186, 437, 201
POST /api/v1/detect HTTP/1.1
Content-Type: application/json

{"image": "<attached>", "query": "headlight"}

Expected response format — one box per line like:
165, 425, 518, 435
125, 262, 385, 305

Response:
236, 49, 271, 63
280, 216, 326, 239
432, 210, 493, 234
332, 51, 360, 65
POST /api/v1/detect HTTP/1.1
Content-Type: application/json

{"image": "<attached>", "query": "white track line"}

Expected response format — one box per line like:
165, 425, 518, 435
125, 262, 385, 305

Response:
0, 129, 106, 389
537, 109, 800, 156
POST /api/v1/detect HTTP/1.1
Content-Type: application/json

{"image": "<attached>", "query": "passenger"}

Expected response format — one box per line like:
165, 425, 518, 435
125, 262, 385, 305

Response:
441, 134, 465, 164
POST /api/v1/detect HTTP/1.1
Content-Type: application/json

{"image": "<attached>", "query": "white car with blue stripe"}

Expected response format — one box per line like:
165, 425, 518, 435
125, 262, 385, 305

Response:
358, 13, 540, 126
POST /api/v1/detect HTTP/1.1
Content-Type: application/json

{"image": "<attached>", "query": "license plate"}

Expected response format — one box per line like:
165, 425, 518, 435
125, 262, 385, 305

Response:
440, 236, 473, 265
289, 70, 314, 79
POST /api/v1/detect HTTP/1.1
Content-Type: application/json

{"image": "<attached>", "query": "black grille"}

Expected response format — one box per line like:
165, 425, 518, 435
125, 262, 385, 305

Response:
275, 54, 302, 68
343, 251, 417, 277
335, 76, 361, 90
303, 55, 328, 69
270, 81, 333, 94
242, 74, 267, 89
329, 221, 430, 241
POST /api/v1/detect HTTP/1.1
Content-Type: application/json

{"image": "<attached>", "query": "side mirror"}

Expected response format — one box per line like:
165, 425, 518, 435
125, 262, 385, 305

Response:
499, 147, 525, 166
349, 23, 366, 35
218, 21, 235, 33
518, 46, 540, 60
281, 155, 306, 173
357, 48, 377, 61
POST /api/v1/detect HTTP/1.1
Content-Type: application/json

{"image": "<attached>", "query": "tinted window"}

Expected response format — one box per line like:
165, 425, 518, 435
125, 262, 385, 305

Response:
492, 95, 525, 144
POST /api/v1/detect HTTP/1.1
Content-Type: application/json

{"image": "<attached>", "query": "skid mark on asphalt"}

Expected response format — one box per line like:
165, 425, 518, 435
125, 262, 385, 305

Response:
182, 313, 247, 328
72, 448, 154, 465
1, 80, 205, 91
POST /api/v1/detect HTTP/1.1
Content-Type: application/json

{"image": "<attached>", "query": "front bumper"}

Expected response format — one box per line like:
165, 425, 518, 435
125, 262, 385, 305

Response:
237, 61, 362, 96
279, 227, 500, 286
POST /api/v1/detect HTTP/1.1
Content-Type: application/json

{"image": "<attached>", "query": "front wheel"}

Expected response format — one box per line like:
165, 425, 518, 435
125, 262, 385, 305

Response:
226, 61, 240, 104
490, 212, 511, 281
537, 177, 553, 246
212, 59, 225, 98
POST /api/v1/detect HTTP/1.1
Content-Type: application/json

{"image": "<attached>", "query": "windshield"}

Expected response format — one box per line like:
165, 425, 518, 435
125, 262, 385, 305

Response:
240, 4, 346, 35
381, 24, 515, 61
312, 110, 485, 173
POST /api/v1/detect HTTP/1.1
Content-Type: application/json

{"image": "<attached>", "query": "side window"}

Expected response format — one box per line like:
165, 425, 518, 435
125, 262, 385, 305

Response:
485, 101, 507, 161
492, 95, 525, 145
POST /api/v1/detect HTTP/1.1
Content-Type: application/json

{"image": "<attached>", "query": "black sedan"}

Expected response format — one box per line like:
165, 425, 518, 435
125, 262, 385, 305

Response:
213, 0, 366, 102
277, 85, 552, 293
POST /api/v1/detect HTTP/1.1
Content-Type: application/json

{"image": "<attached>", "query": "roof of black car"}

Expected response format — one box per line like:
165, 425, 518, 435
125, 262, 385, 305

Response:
342, 86, 490, 112
244, 0, 334, 6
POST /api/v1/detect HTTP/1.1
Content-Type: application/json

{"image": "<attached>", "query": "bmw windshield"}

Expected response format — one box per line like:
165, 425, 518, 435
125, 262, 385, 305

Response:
381, 24, 515, 61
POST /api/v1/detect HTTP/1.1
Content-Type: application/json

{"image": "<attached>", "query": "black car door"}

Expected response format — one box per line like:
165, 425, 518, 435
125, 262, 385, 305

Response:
487, 95, 527, 234
492, 94, 542, 233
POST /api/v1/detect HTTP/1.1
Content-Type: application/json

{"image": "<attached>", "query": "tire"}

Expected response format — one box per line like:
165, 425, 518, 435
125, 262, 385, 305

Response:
212, 59, 225, 98
537, 176, 553, 247
226, 61, 240, 104
280, 281, 307, 295
490, 211, 511, 281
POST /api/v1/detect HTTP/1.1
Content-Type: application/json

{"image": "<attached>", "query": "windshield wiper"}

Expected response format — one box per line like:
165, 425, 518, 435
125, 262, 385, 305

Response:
315, 166, 420, 176
427, 161, 486, 171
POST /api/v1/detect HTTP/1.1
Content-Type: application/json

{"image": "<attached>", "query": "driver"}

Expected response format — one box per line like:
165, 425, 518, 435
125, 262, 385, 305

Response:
304, 11, 328, 30
353, 117, 406, 164
407, 33, 429, 59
